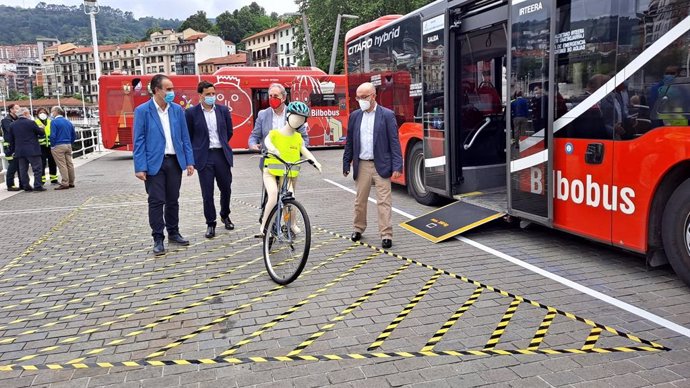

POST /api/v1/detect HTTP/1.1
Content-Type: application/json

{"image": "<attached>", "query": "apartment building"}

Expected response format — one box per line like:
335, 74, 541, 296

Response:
175, 33, 236, 75
198, 53, 247, 74
243, 23, 304, 68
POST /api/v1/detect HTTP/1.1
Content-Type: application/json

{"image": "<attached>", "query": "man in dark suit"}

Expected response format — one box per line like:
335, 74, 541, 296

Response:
343, 82, 403, 249
185, 80, 234, 239
133, 74, 195, 256
1, 103, 22, 191
7, 108, 46, 192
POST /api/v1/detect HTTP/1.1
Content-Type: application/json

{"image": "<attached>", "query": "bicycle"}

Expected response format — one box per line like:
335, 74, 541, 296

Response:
259, 150, 317, 285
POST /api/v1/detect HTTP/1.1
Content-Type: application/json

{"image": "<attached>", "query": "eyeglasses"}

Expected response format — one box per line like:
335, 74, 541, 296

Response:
355, 94, 373, 101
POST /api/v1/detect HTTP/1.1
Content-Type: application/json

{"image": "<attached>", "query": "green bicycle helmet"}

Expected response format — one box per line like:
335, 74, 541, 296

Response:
286, 101, 311, 117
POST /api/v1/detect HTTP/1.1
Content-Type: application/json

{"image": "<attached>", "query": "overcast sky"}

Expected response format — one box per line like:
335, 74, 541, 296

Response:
0, 0, 298, 20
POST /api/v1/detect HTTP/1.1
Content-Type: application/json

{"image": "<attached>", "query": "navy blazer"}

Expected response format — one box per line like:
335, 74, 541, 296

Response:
185, 103, 234, 169
133, 99, 195, 176
343, 105, 403, 180
7, 117, 44, 158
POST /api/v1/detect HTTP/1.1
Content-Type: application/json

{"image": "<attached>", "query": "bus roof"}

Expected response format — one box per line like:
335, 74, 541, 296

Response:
345, 0, 446, 44
212, 66, 326, 76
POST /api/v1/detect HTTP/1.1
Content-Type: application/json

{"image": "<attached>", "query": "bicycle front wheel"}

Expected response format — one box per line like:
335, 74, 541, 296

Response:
263, 199, 311, 285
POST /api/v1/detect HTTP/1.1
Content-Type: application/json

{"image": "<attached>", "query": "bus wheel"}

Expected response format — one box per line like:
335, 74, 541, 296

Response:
662, 178, 690, 287
407, 142, 441, 206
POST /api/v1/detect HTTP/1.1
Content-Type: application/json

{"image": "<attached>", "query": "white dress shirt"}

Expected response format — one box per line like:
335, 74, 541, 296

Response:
271, 108, 286, 130
203, 104, 222, 148
359, 105, 377, 160
157, 103, 175, 155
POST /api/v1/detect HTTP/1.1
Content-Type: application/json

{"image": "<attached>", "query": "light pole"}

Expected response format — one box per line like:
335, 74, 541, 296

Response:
84, 0, 102, 81
0, 92, 5, 117
329, 14, 359, 74
28, 66, 34, 116
286, 12, 316, 68
80, 85, 86, 118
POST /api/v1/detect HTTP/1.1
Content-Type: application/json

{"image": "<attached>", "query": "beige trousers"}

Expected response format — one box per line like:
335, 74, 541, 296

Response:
354, 160, 393, 239
51, 144, 75, 186
260, 169, 296, 233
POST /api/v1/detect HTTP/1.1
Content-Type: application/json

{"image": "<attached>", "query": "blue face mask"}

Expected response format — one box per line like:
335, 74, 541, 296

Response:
164, 91, 175, 104
204, 96, 216, 106
663, 74, 675, 83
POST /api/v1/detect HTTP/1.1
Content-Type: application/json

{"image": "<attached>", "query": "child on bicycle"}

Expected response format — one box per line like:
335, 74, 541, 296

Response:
258, 101, 322, 237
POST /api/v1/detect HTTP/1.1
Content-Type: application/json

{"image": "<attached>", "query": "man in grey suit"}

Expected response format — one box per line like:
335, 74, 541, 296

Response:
343, 82, 403, 249
248, 83, 308, 155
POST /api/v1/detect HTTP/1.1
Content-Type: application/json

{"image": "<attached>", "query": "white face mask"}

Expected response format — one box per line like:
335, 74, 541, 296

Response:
358, 99, 371, 111
287, 114, 306, 129
38, 113, 48, 120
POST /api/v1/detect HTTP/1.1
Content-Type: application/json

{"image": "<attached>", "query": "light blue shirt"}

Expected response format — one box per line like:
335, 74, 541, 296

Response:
358, 105, 377, 160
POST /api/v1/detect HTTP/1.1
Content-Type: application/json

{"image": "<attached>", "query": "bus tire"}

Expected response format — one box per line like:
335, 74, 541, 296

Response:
661, 178, 690, 287
407, 141, 442, 206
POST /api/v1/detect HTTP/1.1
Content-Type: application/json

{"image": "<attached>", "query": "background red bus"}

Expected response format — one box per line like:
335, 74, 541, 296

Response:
98, 67, 348, 151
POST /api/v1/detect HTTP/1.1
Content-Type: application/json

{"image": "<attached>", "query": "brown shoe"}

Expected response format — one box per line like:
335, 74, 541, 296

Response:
68, 184, 75, 188
54, 185, 69, 190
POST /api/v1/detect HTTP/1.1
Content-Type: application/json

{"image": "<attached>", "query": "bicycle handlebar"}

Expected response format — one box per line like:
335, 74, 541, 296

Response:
262, 150, 316, 169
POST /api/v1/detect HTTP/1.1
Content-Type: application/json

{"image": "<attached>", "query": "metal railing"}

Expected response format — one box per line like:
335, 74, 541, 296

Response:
0, 125, 102, 175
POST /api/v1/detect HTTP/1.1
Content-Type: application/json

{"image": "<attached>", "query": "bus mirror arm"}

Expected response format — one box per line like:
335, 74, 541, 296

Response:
463, 117, 491, 150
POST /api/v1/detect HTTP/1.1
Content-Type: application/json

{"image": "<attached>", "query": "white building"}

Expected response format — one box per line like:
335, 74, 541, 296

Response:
175, 33, 235, 74
276, 25, 301, 67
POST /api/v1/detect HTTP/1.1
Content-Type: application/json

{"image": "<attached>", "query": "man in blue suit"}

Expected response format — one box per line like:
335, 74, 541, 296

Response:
343, 82, 403, 249
185, 80, 234, 239
7, 108, 46, 192
133, 74, 195, 256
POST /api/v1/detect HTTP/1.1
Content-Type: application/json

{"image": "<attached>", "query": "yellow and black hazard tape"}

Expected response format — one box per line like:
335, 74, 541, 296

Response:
422, 286, 483, 352
288, 261, 412, 356
368, 270, 443, 351
0, 346, 667, 371
528, 308, 558, 350
2, 234, 263, 349
216, 249, 382, 357
583, 327, 602, 350
315, 227, 670, 352
484, 297, 522, 350
0, 197, 92, 277
144, 235, 343, 359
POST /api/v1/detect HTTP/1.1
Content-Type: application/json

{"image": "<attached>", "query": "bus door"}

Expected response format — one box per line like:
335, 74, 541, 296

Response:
506, 0, 553, 224
449, 5, 509, 193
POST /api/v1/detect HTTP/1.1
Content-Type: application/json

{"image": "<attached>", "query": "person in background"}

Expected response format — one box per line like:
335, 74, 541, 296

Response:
133, 74, 195, 256
1, 103, 22, 191
49, 106, 77, 190
34, 107, 59, 185
510, 91, 530, 138
7, 108, 46, 192
343, 82, 403, 249
248, 83, 309, 156
185, 80, 235, 239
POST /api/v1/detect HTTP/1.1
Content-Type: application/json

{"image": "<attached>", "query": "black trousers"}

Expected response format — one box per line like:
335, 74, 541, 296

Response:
18, 155, 43, 189
41, 146, 58, 183
5, 158, 19, 188
198, 149, 232, 226
144, 156, 183, 240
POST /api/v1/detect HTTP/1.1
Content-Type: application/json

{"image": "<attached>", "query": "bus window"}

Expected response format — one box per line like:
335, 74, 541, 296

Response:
251, 88, 292, 119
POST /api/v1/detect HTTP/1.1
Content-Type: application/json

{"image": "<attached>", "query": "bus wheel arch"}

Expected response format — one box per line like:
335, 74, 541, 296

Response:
405, 139, 442, 206
648, 161, 690, 264
656, 163, 690, 286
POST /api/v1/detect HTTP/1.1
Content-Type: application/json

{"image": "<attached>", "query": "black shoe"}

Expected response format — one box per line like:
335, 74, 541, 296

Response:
382, 239, 392, 249
351, 232, 362, 242
153, 239, 165, 256
33, 187, 47, 192
7, 187, 20, 192
221, 217, 234, 230
205, 226, 216, 239
23, 187, 33, 192
168, 233, 189, 245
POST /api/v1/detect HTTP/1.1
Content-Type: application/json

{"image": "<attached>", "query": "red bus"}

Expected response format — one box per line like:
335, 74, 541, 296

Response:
345, 0, 690, 286
98, 67, 348, 151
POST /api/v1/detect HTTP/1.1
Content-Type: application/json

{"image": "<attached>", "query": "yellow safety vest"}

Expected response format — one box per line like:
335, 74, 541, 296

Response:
35, 118, 51, 147
263, 129, 303, 178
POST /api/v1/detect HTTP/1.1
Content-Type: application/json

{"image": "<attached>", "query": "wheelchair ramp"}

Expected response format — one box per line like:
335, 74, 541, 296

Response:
400, 200, 504, 243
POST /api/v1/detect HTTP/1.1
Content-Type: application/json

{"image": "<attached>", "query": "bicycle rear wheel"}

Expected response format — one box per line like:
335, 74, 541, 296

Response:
263, 199, 311, 285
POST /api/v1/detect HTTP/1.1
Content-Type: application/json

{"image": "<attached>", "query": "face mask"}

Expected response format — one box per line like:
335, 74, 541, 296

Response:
38, 113, 48, 120
358, 99, 371, 111
287, 114, 306, 129
663, 74, 675, 83
204, 96, 216, 106
269, 97, 283, 110
164, 91, 175, 104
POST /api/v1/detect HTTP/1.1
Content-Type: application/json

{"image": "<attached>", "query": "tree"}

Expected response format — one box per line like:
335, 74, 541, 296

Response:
295, 0, 434, 72
32, 86, 44, 99
143, 26, 163, 40
179, 10, 213, 33
214, 3, 278, 46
